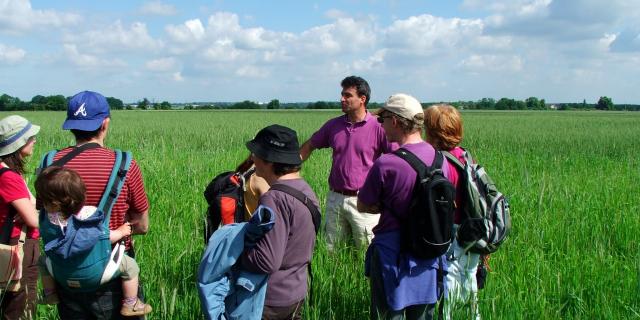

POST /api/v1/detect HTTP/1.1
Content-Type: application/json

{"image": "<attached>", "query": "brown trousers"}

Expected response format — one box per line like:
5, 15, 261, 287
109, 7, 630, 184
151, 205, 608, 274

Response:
262, 300, 305, 320
1, 238, 39, 320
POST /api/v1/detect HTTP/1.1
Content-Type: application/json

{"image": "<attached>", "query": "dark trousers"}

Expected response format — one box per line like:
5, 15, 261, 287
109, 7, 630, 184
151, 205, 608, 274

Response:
56, 249, 144, 320
262, 300, 304, 320
369, 247, 435, 320
1, 238, 40, 320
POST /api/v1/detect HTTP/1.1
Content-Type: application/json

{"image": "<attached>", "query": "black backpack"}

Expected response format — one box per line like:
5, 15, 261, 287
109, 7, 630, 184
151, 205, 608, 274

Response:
203, 168, 255, 244
393, 148, 456, 260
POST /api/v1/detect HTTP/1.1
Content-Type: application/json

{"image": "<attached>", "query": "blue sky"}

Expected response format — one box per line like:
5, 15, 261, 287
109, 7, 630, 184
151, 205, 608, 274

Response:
1, 0, 639, 103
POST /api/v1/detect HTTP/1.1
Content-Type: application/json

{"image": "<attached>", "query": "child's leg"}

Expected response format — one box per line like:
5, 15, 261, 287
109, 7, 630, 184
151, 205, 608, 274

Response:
118, 255, 140, 299
118, 255, 152, 315
38, 256, 59, 304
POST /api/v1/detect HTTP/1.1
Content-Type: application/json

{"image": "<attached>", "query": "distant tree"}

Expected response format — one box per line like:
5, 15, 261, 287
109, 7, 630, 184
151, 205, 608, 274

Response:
525, 97, 540, 110
477, 98, 496, 110
230, 100, 261, 109
540, 99, 546, 110
106, 97, 124, 110
596, 96, 614, 110
0, 94, 24, 111
137, 98, 150, 110
155, 101, 172, 110
266, 99, 280, 109
30, 95, 47, 110
495, 98, 515, 110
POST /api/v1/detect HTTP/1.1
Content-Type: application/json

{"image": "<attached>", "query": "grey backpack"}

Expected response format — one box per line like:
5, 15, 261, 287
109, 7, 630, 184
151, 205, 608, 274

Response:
443, 148, 511, 254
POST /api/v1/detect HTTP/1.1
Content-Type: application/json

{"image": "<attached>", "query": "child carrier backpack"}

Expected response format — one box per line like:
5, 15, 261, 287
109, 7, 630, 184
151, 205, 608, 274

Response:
393, 148, 456, 260
203, 168, 255, 244
37, 143, 132, 292
443, 148, 511, 255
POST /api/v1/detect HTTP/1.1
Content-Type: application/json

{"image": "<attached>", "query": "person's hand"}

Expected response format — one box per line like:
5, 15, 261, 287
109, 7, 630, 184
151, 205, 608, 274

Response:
116, 222, 133, 238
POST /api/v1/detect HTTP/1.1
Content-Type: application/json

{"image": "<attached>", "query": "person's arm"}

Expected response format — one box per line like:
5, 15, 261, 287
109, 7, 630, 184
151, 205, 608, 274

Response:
299, 139, 316, 162
11, 198, 38, 228
241, 195, 288, 274
125, 160, 150, 235
357, 200, 380, 214
110, 222, 132, 243
129, 210, 149, 235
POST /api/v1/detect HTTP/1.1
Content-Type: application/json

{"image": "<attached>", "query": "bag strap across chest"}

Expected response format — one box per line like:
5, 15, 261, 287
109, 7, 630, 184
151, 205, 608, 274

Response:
268, 183, 321, 234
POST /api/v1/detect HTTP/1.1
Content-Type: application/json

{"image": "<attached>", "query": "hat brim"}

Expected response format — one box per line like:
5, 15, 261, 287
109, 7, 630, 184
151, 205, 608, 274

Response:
62, 118, 104, 131
0, 124, 40, 157
246, 140, 302, 165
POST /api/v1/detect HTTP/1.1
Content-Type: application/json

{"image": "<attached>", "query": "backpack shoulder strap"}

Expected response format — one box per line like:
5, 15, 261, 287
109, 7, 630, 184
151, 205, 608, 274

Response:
442, 151, 465, 171
50, 143, 101, 168
268, 183, 321, 234
97, 150, 133, 228
0, 167, 16, 244
393, 147, 444, 177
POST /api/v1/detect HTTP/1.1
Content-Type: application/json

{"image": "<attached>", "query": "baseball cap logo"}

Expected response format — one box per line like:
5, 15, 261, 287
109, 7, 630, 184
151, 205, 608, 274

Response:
74, 103, 87, 117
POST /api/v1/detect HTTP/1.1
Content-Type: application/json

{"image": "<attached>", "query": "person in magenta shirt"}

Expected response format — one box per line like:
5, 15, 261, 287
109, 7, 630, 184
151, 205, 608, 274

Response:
358, 94, 449, 320
300, 76, 396, 250
424, 104, 481, 320
0, 115, 40, 319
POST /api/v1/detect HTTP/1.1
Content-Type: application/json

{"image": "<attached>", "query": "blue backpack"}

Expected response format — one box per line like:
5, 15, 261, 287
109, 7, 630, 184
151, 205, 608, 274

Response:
37, 144, 132, 292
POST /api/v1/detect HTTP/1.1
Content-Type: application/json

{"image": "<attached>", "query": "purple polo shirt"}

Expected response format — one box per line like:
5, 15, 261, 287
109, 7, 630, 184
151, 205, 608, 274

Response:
310, 112, 396, 192
358, 141, 450, 234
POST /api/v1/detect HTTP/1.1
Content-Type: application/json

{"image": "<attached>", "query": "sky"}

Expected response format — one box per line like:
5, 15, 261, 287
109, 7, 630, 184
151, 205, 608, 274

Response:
1, 0, 639, 104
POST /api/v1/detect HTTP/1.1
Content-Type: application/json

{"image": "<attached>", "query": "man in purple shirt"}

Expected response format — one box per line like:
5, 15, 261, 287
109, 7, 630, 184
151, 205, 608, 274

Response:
300, 76, 395, 250
358, 94, 449, 320
242, 124, 320, 320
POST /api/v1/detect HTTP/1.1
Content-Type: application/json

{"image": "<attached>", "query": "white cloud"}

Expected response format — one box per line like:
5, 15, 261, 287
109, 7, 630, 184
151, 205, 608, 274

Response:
0, 0, 81, 34
172, 71, 184, 82
353, 49, 386, 71
165, 19, 205, 43
457, 54, 523, 73
139, 1, 176, 16
235, 65, 268, 78
63, 43, 126, 69
145, 57, 178, 72
0, 43, 25, 63
384, 14, 483, 56
65, 20, 162, 53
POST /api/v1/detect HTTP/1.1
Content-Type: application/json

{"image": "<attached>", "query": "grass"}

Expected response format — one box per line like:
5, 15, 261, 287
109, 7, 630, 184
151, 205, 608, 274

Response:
1, 109, 638, 319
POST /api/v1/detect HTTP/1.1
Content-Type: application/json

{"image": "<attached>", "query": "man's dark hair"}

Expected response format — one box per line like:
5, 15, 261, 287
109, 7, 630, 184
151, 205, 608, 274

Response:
273, 162, 302, 176
70, 128, 101, 141
341, 76, 371, 106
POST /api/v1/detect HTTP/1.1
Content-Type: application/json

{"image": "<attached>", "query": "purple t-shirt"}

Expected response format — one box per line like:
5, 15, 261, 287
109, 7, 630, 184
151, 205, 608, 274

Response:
241, 178, 319, 307
358, 141, 450, 234
310, 112, 396, 192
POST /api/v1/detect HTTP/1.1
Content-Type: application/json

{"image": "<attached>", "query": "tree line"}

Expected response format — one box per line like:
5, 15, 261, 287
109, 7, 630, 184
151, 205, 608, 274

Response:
2, 93, 638, 111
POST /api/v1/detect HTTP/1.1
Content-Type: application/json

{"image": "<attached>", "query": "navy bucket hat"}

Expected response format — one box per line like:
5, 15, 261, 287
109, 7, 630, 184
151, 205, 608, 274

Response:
246, 125, 302, 165
62, 91, 110, 131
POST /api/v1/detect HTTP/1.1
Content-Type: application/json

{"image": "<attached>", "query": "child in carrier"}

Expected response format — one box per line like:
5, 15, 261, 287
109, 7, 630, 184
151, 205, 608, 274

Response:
34, 166, 152, 316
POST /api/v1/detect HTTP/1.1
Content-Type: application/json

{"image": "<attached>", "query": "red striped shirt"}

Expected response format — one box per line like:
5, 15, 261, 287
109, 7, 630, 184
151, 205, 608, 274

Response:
52, 146, 149, 249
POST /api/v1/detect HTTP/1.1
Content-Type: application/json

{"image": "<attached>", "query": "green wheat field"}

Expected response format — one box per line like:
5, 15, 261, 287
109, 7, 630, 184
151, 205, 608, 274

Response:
3, 109, 639, 319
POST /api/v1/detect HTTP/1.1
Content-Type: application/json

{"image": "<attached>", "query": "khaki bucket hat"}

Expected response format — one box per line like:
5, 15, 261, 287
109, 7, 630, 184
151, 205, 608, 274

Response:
0, 115, 40, 157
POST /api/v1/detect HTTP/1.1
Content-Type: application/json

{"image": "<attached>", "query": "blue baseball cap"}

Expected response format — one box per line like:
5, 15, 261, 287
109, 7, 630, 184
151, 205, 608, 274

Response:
62, 91, 110, 131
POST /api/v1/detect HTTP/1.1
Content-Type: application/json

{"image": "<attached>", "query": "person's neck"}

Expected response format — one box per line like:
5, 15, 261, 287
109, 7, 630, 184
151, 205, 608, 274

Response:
76, 138, 104, 147
346, 108, 367, 123
265, 172, 300, 185
397, 131, 423, 146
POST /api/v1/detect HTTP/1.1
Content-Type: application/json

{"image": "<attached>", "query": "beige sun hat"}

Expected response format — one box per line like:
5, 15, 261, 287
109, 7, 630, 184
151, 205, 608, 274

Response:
377, 93, 423, 121
0, 115, 40, 157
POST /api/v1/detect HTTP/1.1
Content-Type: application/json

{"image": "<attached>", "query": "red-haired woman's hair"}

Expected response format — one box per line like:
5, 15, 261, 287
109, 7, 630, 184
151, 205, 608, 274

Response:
424, 104, 463, 151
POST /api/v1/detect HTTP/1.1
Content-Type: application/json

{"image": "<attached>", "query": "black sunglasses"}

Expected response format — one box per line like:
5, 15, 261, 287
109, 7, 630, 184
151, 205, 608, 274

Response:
376, 114, 393, 124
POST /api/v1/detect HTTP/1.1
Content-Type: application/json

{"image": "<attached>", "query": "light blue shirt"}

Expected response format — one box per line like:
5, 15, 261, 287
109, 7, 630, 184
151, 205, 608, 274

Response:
197, 205, 275, 320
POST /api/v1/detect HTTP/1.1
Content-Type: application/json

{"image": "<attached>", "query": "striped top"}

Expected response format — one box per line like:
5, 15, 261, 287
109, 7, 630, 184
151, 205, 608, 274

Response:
51, 146, 149, 249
